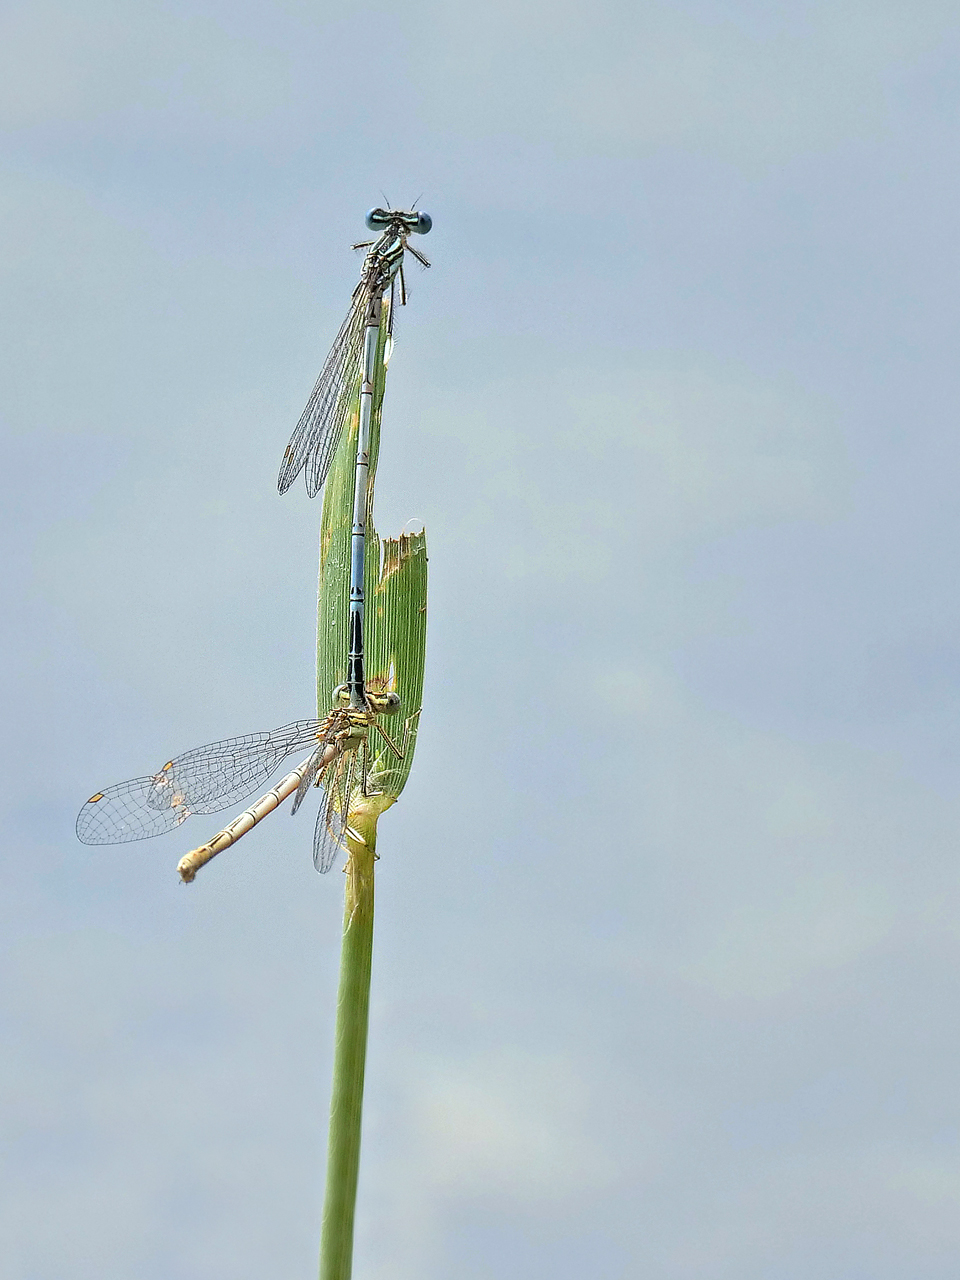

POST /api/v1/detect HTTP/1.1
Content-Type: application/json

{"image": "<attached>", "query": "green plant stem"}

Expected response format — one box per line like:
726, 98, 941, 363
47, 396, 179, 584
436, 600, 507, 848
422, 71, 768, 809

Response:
318, 796, 393, 1280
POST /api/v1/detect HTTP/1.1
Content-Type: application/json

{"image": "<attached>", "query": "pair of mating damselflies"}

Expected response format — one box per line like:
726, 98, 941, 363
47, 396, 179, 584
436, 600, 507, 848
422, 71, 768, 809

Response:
76, 208, 432, 880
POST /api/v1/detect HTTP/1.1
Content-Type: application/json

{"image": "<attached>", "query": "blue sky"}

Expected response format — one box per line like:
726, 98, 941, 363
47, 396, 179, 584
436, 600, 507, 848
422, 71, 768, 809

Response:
3, 2, 960, 1276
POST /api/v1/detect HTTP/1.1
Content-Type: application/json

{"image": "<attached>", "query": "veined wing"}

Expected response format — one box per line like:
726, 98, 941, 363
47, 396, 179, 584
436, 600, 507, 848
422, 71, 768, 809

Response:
77, 720, 326, 845
313, 747, 359, 873
277, 290, 368, 498
290, 740, 331, 815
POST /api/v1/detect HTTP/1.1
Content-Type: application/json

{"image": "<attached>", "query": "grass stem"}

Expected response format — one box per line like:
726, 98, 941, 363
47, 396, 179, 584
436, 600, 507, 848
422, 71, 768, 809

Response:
318, 796, 392, 1280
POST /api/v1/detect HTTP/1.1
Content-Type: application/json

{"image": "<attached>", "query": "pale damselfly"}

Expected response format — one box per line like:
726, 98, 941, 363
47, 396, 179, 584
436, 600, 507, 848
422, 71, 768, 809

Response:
76, 685, 409, 881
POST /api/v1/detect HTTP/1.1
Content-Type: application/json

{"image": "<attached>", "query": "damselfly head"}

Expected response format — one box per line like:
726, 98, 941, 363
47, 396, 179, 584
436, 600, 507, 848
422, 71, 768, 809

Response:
365, 208, 432, 235
332, 681, 401, 715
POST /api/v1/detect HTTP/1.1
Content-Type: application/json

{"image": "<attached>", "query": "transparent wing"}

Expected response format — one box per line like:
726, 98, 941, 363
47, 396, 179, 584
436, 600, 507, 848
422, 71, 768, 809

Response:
277, 292, 368, 498
291, 741, 330, 815
312, 802, 345, 875
77, 720, 326, 845
76, 776, 196, 845
313, 748, 358, 873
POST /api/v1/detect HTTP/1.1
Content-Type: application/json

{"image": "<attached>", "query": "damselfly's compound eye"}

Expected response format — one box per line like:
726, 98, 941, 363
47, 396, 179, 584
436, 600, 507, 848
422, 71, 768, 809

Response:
413, 212, 432, 234
365, 208, 391, 230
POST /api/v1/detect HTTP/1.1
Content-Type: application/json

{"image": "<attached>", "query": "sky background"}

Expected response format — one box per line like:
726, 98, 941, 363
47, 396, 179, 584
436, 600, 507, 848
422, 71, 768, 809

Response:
3, 1, 960, 1276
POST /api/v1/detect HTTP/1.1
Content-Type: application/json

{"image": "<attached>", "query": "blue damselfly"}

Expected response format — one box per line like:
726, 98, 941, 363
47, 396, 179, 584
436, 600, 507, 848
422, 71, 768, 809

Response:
277, 207, 431, 498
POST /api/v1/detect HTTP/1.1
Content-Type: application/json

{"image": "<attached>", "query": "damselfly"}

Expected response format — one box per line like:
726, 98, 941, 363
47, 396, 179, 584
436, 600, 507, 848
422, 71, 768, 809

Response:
278, 207, 431, 498
77, 208, 431, 879
76, 686, 408, 881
